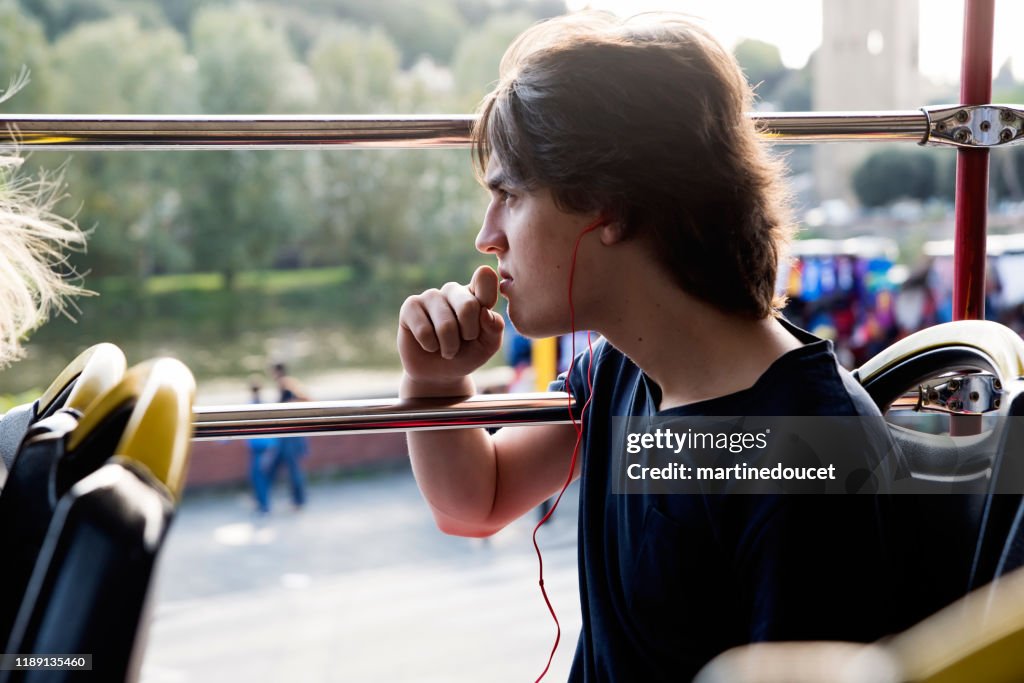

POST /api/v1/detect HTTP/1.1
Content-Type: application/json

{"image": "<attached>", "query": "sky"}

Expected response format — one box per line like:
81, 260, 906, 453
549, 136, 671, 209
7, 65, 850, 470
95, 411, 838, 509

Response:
565, 0, 1024, 84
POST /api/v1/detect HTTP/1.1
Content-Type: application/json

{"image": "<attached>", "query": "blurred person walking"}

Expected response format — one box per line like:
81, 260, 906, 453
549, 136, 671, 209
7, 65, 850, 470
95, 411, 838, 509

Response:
246, 375, 275, 515
267, 363, 310, 510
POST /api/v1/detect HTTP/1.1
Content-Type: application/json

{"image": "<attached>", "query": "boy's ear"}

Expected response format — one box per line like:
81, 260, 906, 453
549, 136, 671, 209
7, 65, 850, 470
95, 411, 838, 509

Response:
599, 218, 628, 246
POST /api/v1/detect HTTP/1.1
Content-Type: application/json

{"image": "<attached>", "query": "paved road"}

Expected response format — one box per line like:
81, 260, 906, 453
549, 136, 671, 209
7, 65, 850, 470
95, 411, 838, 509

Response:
141, 468, 581, 683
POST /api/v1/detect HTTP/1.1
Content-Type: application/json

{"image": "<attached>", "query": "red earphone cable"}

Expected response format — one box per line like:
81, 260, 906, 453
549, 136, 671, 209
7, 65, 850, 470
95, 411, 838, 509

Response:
532, 217, 603, 682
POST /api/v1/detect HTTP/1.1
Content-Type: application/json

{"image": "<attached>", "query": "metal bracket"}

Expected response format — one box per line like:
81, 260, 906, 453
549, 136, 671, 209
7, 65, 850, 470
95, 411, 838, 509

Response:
924, 104, 1024, 148
917, 373, 1003, 414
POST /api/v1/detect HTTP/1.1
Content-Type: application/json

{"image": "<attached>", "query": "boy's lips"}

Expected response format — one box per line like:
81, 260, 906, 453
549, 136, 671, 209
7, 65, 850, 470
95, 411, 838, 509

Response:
498, 268, 513, 295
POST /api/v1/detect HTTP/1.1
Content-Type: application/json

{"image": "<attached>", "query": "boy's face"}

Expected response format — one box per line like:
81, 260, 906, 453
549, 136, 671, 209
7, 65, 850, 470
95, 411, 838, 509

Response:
475, 156, 601, 338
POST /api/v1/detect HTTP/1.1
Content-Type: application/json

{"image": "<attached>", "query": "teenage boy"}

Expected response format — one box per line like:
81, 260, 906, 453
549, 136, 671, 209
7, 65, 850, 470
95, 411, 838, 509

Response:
398, 12, 903, 680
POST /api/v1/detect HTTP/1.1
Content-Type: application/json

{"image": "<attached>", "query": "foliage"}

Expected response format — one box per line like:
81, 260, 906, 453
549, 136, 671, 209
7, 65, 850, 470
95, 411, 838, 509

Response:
177, 6, 313, 289
40, 16, 197, 279
0, 1, 52, 110
450, 12, 535, 108
308, 22, 401, 113
17, 0, 164, 39
852, 148, 943, 207
7, 0, 556, 291
734, 38, 787, 101
772, 59, 812, 111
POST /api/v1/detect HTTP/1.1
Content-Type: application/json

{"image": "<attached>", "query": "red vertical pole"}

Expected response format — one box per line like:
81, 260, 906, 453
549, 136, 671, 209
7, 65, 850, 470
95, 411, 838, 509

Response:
952, 0, 995, 321
951, 0, 995, 436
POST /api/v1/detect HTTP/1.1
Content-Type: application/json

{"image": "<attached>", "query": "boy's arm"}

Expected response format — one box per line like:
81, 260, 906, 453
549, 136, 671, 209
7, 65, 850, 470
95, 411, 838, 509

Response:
406, 418, 581, 537
399, 267, 581, 537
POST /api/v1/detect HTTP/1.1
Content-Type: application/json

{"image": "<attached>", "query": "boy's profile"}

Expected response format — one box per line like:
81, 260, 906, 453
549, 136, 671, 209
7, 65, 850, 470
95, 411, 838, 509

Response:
397, 11, 914, 680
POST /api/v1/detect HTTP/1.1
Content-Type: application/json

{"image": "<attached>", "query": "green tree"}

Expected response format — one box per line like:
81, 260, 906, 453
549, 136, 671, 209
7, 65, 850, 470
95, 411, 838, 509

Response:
0, 1, 52, 111
310, 0, 467, 67
853, 148, 938, 207
308, 23, 400, 113
991, 82, 1024, 202
183, 5, 310, 290
734, 38, 787, 101
773, 60, 812, 112
18, 0, 165, 39
450, 12, 534, 107
378, 1, 467, 67
306, 25, 415, 279
304, 22, 486, 286
45, 16, 197, 279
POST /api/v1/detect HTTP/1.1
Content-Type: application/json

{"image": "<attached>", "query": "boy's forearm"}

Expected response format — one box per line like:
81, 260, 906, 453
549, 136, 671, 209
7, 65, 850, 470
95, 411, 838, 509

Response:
402, 373, 501, 534
407, 427, 500, 533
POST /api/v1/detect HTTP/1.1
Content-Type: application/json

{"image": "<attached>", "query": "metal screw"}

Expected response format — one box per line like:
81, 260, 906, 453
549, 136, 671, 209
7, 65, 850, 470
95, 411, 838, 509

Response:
1001, 109, 1015, 123
948, 379, 961, 391
994, 379, 1003, 390
957, 109, 970, 123
995, 398, 1002, 409
954, 128, 971, 143
1001, 128, 1015, 143
950, 400, 962, 411
929, 390, 939, 402
980, 120, 992, 132
936, 121, 947, 132
970, 391, 981, 402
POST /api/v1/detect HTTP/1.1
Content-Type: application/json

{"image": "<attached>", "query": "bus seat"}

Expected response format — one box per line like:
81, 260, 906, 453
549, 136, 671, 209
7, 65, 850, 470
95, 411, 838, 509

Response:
971, 390, 1024, 590
0, 357, 193, 683
693, 641, 897, 683
0, 459, 175, 683
996, 499, 1024, 584
0, 343, 125, 481
692, 322, 1024, 682
61, 358, 195, 499
694, 560, 1024, 683
0, 412, 80, 648
0, 358, 194, 668
855, 321, 1024, 404
852, 321, 1024, 624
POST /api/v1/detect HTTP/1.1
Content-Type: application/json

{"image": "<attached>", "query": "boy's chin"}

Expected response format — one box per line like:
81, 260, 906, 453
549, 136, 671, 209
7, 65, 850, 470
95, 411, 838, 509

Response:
507, 305, 572, 340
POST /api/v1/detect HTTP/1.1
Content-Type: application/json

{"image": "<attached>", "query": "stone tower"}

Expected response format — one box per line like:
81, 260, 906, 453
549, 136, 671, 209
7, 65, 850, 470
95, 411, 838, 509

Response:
813, 0, 921, 202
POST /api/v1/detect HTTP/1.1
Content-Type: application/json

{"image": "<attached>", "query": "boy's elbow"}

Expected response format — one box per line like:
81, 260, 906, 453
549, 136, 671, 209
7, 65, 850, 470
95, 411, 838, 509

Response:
433, 512, 504, 538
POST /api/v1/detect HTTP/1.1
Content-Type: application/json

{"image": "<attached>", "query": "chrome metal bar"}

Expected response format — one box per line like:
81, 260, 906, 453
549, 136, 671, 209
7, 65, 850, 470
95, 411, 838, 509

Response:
759, 110, 928, 143
0, 115, 476, 151
0, 111, 929, 151
192, 392, 576, 440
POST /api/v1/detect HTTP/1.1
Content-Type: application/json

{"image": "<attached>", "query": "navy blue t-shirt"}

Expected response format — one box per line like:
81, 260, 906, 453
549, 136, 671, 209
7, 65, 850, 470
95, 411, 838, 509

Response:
552, 322, 902, 682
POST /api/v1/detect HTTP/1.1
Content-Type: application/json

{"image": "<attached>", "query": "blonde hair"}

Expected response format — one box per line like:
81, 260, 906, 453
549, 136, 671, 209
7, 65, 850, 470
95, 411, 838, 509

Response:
0, 72, 88, 366
0, 154, 88, 367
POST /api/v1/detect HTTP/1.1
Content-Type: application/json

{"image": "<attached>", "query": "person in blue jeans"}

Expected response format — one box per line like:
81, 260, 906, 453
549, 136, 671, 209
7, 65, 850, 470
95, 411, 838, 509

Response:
267, 363, 310, 510
265, 436, 308, 509
246, 377, 275, 514
248, 437, 276, 514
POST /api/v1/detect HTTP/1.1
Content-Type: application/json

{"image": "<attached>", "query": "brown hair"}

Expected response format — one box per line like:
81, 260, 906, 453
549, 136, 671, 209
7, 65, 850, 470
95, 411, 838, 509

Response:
472, 12, 793, 318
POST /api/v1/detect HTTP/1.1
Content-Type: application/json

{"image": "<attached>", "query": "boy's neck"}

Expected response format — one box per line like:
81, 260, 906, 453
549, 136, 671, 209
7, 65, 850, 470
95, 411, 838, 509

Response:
594, 265, 803, 411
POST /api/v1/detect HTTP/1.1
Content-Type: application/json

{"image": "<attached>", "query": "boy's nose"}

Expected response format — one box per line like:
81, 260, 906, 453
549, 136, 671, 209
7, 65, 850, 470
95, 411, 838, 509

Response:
475, 203, 507, 254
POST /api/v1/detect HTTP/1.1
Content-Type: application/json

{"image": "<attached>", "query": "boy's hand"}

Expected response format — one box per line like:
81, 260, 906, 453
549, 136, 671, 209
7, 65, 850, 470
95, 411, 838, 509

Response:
398, 265, 505, 394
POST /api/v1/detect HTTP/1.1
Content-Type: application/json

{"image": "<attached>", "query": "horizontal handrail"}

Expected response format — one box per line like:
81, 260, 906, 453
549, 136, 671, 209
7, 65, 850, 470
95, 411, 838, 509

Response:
192, 392, 576, 440
0, 110, 928, 150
